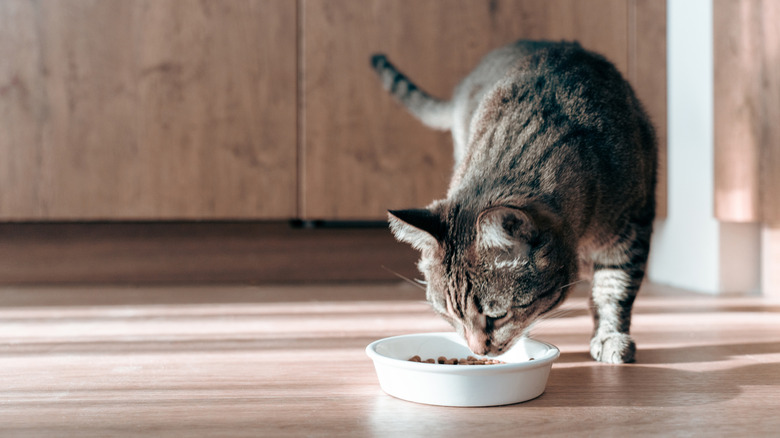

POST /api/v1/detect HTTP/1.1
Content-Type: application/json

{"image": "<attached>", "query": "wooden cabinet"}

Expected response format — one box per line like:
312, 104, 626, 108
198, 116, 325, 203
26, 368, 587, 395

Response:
714, 0, 780, 223
1, 0, 665, 222
301, 0, 667, 219
0, 0, 297, 220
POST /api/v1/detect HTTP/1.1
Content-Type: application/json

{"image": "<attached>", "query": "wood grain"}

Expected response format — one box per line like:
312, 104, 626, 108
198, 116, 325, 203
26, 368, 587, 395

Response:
0, 0, 297, 220
757, 0, 780, 223
630, 0, 668, 218
0, 282, 778, 436
713, 0, 780, 223
763, 225, 780, 297
0, 222, 419, 284
301, 0, 634, 220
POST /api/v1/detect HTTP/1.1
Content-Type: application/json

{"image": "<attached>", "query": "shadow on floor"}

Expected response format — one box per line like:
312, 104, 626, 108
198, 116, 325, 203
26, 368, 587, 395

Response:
529, 346, 780, 408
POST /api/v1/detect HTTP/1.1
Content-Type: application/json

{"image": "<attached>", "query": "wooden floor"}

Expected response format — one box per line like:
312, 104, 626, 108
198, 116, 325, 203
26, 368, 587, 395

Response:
1, 282, 779, 437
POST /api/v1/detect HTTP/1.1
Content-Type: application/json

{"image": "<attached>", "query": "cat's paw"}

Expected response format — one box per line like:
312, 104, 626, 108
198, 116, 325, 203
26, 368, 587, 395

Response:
590, 332, 636, 364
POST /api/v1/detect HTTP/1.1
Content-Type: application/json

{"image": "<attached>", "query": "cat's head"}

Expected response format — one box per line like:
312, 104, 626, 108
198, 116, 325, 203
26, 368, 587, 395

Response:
389, 201, 577, 356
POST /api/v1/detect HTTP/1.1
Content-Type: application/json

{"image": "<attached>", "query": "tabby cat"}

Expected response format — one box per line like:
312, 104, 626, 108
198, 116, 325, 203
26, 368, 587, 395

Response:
371, 40, 657, 364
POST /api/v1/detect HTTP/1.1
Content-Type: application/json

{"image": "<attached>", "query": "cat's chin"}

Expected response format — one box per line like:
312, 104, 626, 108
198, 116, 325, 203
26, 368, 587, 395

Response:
479, 335, 523, 357
480, 346, 509, 357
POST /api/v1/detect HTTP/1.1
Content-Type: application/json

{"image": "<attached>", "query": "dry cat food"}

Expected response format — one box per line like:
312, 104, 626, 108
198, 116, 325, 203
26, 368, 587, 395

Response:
408, 355, 507, 365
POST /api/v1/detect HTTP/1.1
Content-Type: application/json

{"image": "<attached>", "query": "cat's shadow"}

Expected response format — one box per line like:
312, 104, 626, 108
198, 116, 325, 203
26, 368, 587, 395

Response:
528, 343, 780, 408
556, 341, 780, 364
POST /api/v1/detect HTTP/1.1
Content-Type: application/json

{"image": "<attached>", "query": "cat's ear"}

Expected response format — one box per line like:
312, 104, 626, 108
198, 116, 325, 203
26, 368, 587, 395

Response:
476, 206, 534, 255
388, 209, 445, 250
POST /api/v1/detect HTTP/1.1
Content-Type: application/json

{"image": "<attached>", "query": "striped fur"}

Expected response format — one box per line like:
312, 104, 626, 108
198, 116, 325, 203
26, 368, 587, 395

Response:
371, 55, 453, 131
378, 41, 657, 363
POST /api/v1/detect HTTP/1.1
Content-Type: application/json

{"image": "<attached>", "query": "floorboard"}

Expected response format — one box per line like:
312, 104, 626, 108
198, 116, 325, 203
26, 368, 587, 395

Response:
1, 282, 778, 437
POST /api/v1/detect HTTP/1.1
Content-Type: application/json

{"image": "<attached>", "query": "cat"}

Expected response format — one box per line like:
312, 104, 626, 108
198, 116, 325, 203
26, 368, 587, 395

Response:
371, 40, 657, 364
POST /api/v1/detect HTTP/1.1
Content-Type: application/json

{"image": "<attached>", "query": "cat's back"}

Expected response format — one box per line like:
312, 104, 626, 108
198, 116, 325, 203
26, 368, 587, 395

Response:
455, 39, 655, 168
454, 40, 636, 144
449, 40, 656, 234
451, 41, 566, 156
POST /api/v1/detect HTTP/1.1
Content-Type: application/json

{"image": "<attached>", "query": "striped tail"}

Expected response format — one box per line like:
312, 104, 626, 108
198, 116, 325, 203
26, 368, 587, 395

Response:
370, 54, 453, 131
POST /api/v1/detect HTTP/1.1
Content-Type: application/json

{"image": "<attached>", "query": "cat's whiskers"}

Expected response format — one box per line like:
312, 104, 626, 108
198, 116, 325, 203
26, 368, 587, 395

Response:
540, 305, 581, 320
523, 305, 583, 337
521, 278, 592, 337
510, 278, 589, 310
381, 265, 427, 291
558, 278, 592, 292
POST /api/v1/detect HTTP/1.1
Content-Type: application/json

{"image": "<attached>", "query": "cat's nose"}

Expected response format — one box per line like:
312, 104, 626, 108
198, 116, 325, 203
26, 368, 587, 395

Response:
465, 329, 490, 355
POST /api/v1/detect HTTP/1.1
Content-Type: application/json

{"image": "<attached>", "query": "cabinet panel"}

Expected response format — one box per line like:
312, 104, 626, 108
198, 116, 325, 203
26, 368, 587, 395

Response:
630, 0, 667, 218
301, 0, 632, 220
0, 0, 296, 220
714, 0, 780, 223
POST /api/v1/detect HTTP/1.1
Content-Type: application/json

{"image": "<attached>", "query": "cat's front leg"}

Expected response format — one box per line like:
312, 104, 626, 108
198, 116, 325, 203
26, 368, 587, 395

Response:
589, 268, 638, 364
588, 223, 652, 363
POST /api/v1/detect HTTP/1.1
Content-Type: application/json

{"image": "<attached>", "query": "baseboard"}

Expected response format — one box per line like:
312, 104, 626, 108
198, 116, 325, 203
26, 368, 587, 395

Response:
0, 221, 420, 285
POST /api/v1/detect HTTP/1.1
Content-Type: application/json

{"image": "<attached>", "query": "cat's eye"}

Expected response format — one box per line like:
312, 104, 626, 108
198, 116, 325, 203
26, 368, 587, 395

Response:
487, 312, 507, 321
486, 312, 512, 328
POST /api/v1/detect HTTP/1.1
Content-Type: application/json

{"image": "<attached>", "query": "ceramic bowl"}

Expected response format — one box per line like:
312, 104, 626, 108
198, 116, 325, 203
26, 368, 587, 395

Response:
366, 332, 559, 407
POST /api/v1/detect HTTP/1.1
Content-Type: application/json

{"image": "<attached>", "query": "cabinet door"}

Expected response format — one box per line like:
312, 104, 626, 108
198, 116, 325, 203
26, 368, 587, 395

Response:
301, 0, 635, 220
0, 0, 296, 220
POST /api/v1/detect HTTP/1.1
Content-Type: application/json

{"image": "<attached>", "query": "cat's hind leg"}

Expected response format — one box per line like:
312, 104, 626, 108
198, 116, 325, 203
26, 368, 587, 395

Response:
588, 220, 653, 364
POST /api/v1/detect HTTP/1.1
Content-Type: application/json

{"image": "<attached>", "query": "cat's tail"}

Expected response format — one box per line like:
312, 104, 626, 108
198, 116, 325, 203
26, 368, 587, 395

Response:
370, 54, 453, 131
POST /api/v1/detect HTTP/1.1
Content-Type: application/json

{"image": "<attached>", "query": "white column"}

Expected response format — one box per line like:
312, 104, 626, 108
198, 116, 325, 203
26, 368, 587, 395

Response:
647, 0, 761, 294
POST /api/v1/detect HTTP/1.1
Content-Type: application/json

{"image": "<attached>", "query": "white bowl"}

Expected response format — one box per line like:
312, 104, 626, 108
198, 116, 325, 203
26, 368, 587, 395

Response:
366, 332, 559, 407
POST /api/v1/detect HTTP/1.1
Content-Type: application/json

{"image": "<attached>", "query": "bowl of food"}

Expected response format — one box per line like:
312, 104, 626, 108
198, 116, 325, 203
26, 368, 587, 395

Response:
365, 332, 559, 407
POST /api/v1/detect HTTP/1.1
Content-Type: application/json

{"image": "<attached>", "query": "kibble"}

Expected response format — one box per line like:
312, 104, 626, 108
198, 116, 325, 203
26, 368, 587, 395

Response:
408, 355, 506, 365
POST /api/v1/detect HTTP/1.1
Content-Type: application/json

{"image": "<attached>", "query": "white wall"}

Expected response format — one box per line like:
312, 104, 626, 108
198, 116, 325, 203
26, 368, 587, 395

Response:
647, 0, 761, 294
